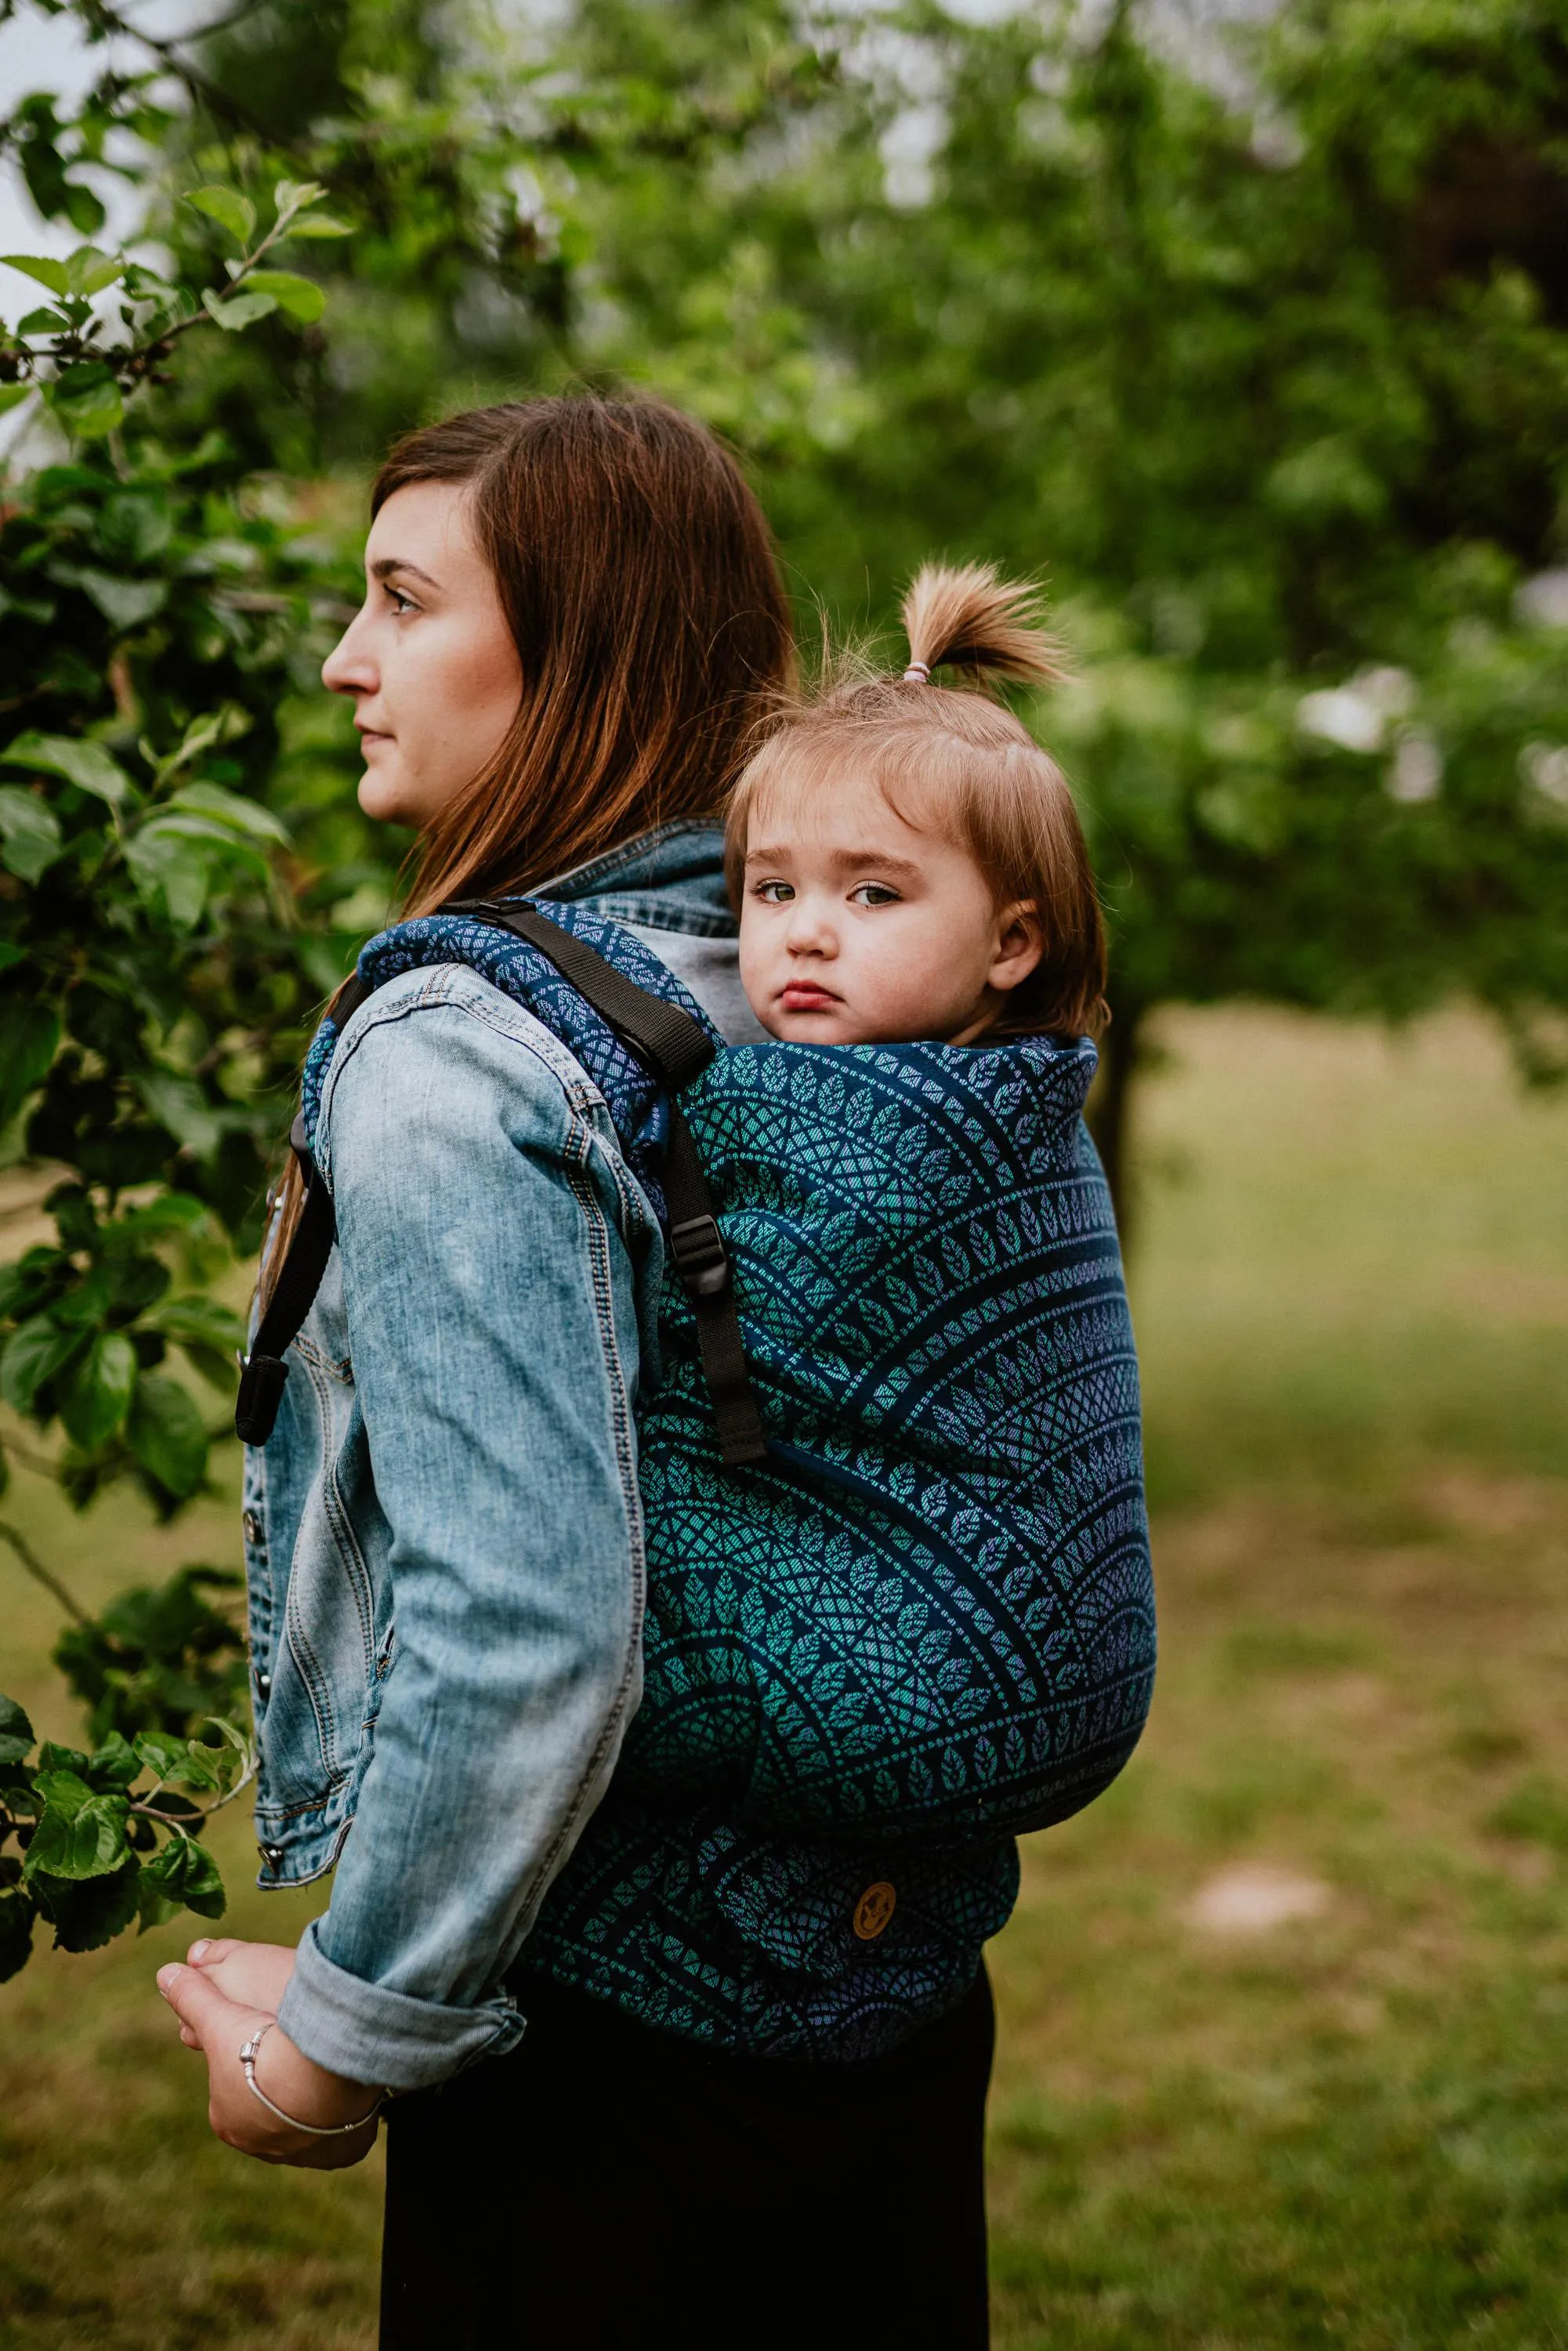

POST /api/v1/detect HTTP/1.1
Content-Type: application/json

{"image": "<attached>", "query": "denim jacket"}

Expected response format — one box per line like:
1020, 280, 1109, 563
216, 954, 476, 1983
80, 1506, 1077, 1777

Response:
249, 823, 749, 2089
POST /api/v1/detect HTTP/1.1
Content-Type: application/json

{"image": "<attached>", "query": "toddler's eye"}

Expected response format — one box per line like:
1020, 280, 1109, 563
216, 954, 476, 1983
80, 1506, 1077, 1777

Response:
849, 883, 901, 907
754, 879, 794, 904
384, 585, 418, 615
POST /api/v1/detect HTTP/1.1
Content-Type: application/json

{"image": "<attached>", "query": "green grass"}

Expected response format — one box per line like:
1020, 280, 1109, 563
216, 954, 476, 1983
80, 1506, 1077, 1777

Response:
4, 1004, 1568, 2349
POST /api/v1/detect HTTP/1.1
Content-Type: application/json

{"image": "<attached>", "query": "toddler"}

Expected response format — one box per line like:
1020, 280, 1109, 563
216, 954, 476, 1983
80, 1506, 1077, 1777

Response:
728, 562, 1106, 1051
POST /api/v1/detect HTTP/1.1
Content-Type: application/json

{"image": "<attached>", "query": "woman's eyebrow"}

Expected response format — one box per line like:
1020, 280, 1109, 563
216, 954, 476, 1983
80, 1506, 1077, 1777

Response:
370, 556, 441, 588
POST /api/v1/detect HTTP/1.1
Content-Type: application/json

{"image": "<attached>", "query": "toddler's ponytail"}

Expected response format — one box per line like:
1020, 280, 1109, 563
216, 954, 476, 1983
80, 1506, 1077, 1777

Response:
900, 563, 1068, 693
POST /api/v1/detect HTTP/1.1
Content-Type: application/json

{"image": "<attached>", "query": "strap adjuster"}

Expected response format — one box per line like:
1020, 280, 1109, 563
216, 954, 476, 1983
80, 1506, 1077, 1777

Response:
668, 1214, 730, 1299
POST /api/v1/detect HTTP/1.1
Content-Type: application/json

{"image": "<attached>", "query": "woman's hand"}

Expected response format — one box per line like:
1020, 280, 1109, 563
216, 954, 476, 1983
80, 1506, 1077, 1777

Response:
156, 1958, 383, 2171
181, 1935, 299, 2017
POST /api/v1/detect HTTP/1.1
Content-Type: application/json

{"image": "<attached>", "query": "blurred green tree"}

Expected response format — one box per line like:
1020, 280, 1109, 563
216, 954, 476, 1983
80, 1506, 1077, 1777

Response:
554, 0, 1568, 1213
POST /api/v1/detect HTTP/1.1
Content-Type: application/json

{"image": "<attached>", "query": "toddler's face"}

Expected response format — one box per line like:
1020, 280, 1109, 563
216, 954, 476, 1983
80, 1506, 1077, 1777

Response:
737, 777, 1041, 1046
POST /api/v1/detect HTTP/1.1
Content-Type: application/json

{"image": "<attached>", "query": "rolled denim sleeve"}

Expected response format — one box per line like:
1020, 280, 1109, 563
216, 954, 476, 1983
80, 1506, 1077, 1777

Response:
274, 978, 656, 2089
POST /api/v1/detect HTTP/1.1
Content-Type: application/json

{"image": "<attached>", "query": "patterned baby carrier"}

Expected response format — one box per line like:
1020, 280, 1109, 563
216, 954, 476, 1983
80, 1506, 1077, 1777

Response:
239, 898, 1156, 1848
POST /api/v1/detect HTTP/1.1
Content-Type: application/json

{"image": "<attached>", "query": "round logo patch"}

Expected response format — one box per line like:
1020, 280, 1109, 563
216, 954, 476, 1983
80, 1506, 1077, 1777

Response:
853, 1881, 896, 1940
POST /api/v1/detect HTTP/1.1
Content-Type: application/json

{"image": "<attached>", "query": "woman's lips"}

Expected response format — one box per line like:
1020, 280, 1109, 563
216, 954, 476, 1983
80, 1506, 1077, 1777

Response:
779, 983, 838, 1012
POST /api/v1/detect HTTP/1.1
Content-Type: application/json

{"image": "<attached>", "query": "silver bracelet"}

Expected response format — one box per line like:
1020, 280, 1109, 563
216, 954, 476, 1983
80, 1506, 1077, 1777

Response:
239, 2020, 386, 2137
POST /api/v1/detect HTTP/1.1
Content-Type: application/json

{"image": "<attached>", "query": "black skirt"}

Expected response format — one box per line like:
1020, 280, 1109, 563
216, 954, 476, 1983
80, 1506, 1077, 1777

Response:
380, 1963, 994, 2350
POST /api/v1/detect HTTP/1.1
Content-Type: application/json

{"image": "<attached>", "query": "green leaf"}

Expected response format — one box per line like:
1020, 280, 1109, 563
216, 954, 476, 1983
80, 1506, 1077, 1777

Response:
0, 1694, 34, 1770
1, 254, 69, 295
2, 732, 132, 805
33, 1857, 141, 1951
122, 828, 211, 931
280, 213, 352, 241
70, 569, 168, 630
131, 1732, 218, 1794
0, 386, 33, 418
140, 1829, 225, 1920
0, 1886, 37, 1981
61, 184, 107, 240
139, 1824, 223, 1918
142, 707, 234, 787
16, 306, 70, 334
0, 1002, 60, 1131
201, 1717, 253, 1784
130, 1731, 189, 1782
84, 1731, 141, 1791
120, 262, 175, 299
60, 1330, 139, 1449
0, 1251, 54, 1322
98, 490, 174, 565
112, 1193, 208, 1242
202, 288, 277, 332
137, 811, 268, 862
136, 1072, 229, 1163
35, 1742, 89, 1777
126, 1374, 208, 1498
0, 784, 64, 882
0, 580, 50, 621
48, 362, 124, 440
165, 782, 288, 842
0, 1313, 82, 1415
146, 1295, 248, 1357
185, 187, 256, 246
238, 270, 325, 323
62, 246, 125, 299
272, 178, 326, 220
24, 1769, 131, 1879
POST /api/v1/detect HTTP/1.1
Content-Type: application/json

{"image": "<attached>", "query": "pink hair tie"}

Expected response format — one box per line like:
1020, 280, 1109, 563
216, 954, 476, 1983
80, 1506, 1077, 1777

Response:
902, 661, 931, 683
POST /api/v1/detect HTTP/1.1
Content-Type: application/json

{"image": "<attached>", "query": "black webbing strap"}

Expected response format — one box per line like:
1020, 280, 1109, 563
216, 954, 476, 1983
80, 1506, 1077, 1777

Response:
234, 906, 768, 1469
234, 973, 373, 1446
453, 902, 767, 1468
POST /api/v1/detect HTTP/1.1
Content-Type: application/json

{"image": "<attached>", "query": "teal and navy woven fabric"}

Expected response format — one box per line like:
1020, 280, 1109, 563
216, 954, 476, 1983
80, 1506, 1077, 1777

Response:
303, 901, 1155, 2058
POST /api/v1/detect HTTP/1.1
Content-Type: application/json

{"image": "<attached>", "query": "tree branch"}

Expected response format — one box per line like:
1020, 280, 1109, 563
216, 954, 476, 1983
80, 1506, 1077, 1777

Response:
0, 1520, 90, 1626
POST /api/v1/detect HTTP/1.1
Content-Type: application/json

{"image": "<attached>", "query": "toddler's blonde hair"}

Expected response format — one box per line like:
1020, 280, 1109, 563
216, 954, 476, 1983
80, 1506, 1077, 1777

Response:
724, 562, 1108, 1039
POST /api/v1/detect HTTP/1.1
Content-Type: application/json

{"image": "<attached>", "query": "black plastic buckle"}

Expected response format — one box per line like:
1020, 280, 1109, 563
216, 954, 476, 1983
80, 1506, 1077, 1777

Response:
668, 1214, 730, 1299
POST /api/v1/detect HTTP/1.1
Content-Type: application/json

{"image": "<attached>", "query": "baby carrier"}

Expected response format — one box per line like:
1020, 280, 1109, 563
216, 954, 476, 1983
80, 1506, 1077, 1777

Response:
239, 898, 1156, 1847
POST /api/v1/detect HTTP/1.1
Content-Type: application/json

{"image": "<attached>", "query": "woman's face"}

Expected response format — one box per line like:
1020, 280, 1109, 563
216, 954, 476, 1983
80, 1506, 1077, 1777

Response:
322, 480, 523, 829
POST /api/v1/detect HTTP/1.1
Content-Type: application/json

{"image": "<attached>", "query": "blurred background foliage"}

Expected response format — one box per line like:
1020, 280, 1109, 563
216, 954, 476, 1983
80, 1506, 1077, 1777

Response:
4, 0, 1566, 1222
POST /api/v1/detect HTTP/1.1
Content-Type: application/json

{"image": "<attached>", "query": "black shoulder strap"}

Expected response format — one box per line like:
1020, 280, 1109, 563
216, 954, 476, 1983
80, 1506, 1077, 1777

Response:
235, 907, 767, 1469
234, 972, 371, 1447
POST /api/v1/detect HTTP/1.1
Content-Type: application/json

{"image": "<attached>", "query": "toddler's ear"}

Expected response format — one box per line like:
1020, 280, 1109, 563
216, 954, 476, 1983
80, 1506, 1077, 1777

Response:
990, 901, 1045, 994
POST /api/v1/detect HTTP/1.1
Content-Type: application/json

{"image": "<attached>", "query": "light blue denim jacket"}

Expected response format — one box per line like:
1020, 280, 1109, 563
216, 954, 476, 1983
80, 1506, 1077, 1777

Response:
247, 824, 752, 2089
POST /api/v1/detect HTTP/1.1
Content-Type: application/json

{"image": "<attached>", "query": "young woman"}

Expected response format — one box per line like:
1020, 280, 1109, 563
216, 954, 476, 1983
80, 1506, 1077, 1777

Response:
155, 397, 1006, 2349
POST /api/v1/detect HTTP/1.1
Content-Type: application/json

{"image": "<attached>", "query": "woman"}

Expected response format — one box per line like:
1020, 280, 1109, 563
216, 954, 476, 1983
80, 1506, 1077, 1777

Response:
156, 397, 1003, 2349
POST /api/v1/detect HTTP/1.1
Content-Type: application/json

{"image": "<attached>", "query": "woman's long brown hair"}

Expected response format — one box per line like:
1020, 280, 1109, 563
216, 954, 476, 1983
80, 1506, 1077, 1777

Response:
260, 394, 795, 1305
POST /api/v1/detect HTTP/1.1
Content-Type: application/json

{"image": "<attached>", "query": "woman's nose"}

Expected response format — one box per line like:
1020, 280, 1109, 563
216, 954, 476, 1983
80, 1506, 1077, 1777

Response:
322, 606, 376, 696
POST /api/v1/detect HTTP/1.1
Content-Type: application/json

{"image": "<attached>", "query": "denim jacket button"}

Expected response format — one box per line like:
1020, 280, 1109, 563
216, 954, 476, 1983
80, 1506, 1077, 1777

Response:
242, 1509, 263, 1547
255, 1669, 272, 1701
259, 1842, 285, 1874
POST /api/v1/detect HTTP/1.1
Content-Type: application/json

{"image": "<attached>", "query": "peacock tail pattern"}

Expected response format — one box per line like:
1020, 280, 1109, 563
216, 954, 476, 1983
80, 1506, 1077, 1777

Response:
302, 900, 1155, 2059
